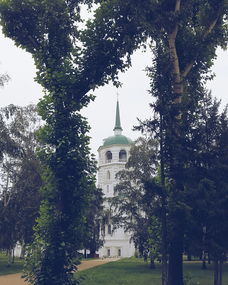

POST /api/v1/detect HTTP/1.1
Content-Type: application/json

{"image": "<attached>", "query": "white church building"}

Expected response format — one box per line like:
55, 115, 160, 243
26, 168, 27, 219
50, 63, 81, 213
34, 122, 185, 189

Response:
97, 100, 136, 258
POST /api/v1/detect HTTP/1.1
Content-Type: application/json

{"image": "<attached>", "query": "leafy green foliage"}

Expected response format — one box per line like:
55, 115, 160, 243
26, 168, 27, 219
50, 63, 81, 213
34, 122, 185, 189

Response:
0, 1, 108, 283
113, 137, 161, 263
183, 94, 228, 265
0, 73, 10, 87
0, 105, 42, 257
83, 186, 104, 256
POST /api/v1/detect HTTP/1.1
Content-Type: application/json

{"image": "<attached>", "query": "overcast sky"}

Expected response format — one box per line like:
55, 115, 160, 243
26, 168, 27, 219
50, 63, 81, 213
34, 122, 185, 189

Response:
0, 31, 227, 156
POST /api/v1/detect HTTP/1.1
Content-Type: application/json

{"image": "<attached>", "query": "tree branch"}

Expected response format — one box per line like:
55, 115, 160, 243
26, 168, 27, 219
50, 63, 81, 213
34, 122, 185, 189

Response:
175, 0, 181, 12
181, 61, 194, 79
181, 7, 222, 79
167, 0, 183, 99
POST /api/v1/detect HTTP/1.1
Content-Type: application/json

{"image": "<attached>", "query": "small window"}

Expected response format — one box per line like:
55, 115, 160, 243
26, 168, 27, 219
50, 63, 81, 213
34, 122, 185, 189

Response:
106, 151, 112, 163
107, 185, 109, 193
118, 248, 121, 257
119, 150, 127, 162
107, 248, 111, 257
107, 171, 111, 180
108, 224, 112, 234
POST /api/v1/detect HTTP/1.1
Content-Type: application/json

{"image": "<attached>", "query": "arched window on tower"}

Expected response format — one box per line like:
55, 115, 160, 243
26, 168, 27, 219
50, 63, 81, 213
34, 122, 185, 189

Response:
107, 170, 111, 180
105, 151, 112, 163
119, 149, 127, 162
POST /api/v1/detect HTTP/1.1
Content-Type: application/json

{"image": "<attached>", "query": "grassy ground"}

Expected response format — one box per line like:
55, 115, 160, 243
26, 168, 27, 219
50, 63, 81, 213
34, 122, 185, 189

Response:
77, 258, 228, 285
0, 253, 24, 276
0, 252, 228, 285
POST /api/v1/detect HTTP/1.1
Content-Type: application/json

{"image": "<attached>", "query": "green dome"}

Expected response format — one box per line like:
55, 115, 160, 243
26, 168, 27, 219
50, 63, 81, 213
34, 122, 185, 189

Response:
103, 135, 133, 146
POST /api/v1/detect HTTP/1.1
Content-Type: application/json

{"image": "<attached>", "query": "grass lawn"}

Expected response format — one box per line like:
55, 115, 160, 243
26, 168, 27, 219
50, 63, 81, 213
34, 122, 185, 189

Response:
0, 252, 24, 276
76, 258, 228, 285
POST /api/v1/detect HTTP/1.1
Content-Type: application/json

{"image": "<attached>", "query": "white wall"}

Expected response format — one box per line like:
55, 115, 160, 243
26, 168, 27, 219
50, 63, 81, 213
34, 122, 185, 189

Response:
98, 142, 136, 258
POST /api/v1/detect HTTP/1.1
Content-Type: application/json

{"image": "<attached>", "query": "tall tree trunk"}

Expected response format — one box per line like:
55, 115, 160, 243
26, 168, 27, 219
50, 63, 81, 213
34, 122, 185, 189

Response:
187, 251, 192, 261
150, 256, 156, 269
7, 249, 13, 267
202, 250, 207, 270
161, 199, 168, 285
168, 233, 184, 285
202, 258, 207, 270
160, 113, 168, 285
165, 2, 222, 285
218, 260, 223, 285
166, 4, 184, 284
84, 248, 87, 259
89, 232, 97, 258
214, 259, 223, 285
89, 248, 96, 258
214, 259, 219, 285
208, 253, 211, 264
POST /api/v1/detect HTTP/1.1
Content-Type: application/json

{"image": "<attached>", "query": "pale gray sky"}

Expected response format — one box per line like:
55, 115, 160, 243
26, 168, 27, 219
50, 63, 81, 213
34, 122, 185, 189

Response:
0, 31, 227, 156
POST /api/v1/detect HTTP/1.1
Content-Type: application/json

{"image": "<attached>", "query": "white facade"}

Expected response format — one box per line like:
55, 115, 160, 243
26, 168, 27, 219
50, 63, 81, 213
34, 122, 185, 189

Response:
97, 101, 136, 258
14, 242, 22, 257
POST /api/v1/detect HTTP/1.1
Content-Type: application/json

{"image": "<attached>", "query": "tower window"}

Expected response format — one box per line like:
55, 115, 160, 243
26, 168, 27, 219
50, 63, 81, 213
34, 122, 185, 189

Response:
102, 225, 105, 235
107, 170, 111, 180
119, 150, 127, 162
105, 151, 112, 163
108, 224, 112, 234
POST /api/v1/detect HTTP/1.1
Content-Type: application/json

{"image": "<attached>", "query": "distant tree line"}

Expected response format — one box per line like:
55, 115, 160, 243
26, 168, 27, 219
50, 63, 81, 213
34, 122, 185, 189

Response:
0, 104, 42, 265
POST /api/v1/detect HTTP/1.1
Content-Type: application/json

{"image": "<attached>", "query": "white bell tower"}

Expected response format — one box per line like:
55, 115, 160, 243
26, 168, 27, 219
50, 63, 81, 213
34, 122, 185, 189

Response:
97, 99, 135, 258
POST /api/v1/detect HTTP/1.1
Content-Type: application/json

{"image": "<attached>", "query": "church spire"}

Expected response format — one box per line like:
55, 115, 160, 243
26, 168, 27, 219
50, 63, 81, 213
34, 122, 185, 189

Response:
113, 99, 123, 135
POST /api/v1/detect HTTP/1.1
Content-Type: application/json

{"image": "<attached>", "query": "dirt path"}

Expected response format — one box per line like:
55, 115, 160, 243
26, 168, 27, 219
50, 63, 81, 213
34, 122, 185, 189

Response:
0, 258, 119, 285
